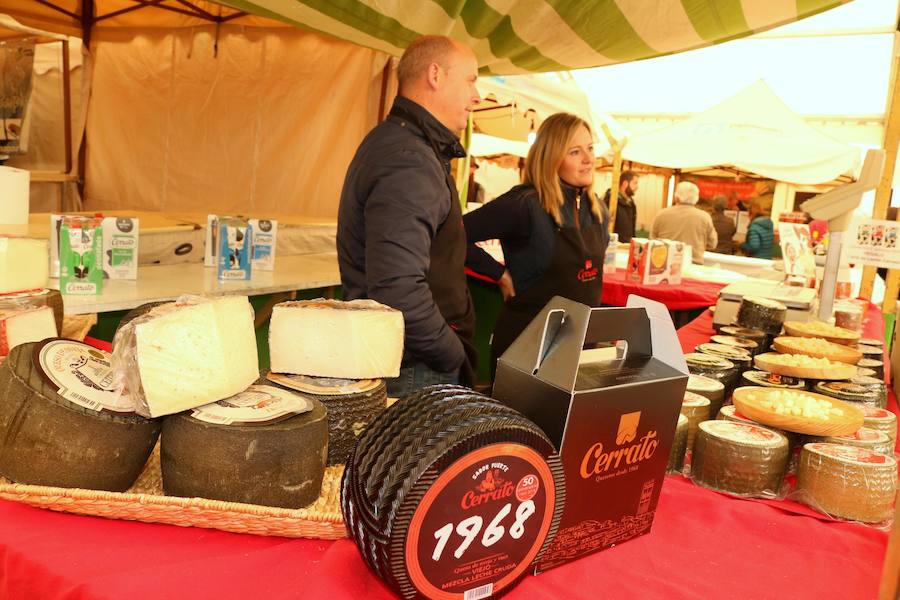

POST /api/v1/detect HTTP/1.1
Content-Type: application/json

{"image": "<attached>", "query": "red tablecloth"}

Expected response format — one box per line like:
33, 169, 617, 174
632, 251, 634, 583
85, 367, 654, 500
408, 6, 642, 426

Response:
600, 269, 725, 310
1, 312, 893, 600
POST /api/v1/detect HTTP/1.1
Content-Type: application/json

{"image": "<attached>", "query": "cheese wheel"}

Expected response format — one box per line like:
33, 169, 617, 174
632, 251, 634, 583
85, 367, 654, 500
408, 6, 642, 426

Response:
0, 340, 160, 491
342, 387, 565, 599
691, 420, 789, 496
681, 391, 711, 456
685, 353, 737, 394
112, 295, 260, 417
161, 385, 327, 509
686, 374, 725, 421
862, 407, 897, 445
710, 334, 759, 356
265, 372, 387, 466
858, 337, 883, 347
0, 237, 49, 294
741, 369, 806, 390
798, 443, 897, 523
668, 414, 689, 474
736, 296, 786, 335
856, 358, 884, 379
696, 343, 752, 374
814, 381, 886, 409
857, 345, 883, 359
717, 404, 799, 450
719, 326, 768, 351
823, 427, 894, 455
269, 299, 404, 379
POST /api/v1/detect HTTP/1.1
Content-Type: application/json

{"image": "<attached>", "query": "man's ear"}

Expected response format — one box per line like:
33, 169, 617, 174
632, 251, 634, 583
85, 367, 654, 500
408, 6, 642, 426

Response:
426, 62, 442, 89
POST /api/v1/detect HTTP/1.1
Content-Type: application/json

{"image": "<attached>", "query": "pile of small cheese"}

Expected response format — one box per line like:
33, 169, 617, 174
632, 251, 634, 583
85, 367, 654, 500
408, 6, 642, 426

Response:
748, 390, 844, 421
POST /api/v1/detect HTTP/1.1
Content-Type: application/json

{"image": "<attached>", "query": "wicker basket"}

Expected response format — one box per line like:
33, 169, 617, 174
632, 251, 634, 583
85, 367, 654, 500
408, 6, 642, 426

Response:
0, 445, 348, 539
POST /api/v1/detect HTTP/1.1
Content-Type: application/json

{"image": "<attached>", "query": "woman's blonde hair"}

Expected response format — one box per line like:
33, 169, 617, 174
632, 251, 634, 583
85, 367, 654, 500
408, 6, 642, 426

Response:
524, 113, 603, 226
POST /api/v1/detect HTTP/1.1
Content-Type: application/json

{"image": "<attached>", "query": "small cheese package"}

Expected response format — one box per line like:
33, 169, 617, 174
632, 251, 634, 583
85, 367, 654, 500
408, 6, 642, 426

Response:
102, 217, 139, 280
112, 295, 260, 417
249, 218, 277, 271
626, 238, 684, 285
59, 216, 103, 295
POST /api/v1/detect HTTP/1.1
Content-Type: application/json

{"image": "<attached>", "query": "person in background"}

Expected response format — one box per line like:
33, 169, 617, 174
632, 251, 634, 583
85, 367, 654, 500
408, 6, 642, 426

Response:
741, 201, 775, 259
336, 35, 481, 396
464, 112, 609, 377
466, 160, 485, 205
711, 194, 737, 254
603, 170, 638, 242
650, 181, 717, 264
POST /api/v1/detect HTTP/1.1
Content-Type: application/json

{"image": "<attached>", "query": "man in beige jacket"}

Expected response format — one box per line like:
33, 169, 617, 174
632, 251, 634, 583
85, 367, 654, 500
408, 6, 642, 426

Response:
650, 181, 717, 264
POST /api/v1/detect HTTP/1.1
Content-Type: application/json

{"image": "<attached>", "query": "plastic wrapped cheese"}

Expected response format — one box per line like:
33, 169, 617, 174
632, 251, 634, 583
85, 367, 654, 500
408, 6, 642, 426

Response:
862, 407, 897, 445
0, 306, 56, 357
798, 443, 897, 523
668, 414, 689, 474
680, 391, 711, 458
269, 299, 404, 379
112, 295, 259, 417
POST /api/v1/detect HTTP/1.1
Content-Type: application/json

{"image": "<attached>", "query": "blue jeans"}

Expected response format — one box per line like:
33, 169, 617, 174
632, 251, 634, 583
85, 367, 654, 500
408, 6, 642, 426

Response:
386, 362, 460, 399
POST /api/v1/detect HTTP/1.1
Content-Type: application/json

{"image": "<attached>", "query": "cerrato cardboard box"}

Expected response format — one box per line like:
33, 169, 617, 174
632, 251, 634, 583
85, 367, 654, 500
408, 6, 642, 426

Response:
492, 295, 688, 573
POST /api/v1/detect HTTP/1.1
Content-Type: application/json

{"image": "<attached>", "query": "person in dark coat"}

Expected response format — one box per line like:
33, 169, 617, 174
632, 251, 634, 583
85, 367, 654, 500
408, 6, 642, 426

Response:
336, 36, 481, 396
464, 113, 610, 378
741, 201, 775, 259
603, 170, 638, 242
711, 194, 737, 254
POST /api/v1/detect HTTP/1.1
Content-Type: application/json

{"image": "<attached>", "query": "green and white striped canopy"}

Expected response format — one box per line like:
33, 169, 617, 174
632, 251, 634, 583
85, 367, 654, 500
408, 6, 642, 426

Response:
216, 0, 850, 74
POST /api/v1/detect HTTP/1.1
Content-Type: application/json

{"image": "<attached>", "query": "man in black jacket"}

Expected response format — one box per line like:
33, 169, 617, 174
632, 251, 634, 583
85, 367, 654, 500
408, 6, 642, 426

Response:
337, 36, 481, 396
603, 170, 638, 242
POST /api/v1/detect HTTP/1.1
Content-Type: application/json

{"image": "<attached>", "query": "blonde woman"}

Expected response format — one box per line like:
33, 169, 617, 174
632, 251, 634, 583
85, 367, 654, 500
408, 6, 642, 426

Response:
464, 113, 609, 375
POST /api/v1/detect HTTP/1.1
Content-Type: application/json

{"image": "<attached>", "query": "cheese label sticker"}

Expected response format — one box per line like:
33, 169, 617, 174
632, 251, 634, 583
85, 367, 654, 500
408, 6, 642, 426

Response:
685, 353, 732, 369
700, 420, 781, 446
191, 385, 313, 425
807, 443, 895, 465
687, 374, 724, 392
863, 407, 892, 419
266, 372, 381, 396
34, 339, 133, 413
404, 443, 556, 600
744, 371, 804, 388
832, 428, 886, 443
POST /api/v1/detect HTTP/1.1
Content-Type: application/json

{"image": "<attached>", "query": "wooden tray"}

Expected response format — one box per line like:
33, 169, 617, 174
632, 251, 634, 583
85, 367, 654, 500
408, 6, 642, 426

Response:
754, 352, 856, 380
783, 321, 860, 346
732, 386, 864, 436
0, 446, 347, 539
772, 336, 862, 365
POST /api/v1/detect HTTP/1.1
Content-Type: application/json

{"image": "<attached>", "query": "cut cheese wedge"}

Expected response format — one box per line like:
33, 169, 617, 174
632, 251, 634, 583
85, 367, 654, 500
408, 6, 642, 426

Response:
269, 299, 404, 379
0, 237, 49, 294
113, 295, 259, 417
0, 307, 57, 356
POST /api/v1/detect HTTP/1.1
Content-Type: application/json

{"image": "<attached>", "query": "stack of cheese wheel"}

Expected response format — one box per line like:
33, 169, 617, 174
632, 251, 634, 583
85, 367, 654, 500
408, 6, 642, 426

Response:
161, 384, 328, 508
710, 334, 759, 357
736, 296, 787, 336
342, 385, 566, 600
0, 340, 160, 491
0, 238, 59, 363
719, 325, 768, 353
267, 299, 403, 465
680, 391, 711, 459
696, 343, 752, 379
822, 428, 894, 456
691, 420, 790, 497
798, 443, 897, 523
862, 407, 897, 446
717, 405, 798, 450
686, 375, 725, 420
684, 353, 737, 396
856, 358, 884, 380
814, 381, 887, 410
857, 344, 883, 361
668, 414, 689, 474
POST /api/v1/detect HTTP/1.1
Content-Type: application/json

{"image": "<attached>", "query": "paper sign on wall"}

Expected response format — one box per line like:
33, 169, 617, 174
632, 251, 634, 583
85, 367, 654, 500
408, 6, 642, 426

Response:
845, 219, 900, 269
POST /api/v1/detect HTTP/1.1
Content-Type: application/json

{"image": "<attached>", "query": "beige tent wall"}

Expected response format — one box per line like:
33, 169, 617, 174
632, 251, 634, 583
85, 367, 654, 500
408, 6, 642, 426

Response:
83, 25, 389, 218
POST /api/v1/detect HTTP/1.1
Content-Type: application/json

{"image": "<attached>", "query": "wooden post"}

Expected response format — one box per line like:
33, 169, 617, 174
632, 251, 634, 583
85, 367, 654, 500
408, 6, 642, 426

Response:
76, 0, 94, 201
862, 35, 900, 302
61, 39, 72, 175
661, 171, 672, 209
608, 149, 623, 234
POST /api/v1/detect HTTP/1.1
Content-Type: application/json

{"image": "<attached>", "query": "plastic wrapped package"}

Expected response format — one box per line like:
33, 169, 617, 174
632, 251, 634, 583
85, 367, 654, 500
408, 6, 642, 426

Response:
0, 288, 63, 333
690, 420, 790, 498
736, 296, 787, 335
668, 414, 689, 474
686, 374, 725, 418
796, 443, 897, 524
822, 428, 894, 456
862, 407, 897, 445
681, 391, 711, 461
814, 381, 887, 409
111, 295, 259, 418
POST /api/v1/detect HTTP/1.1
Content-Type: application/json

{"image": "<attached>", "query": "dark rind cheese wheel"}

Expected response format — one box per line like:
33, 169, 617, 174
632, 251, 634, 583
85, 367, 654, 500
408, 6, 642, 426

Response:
681, 391, 711, 456
824, 427, 894, 455
856, 358, 884, 379
0, 341, 160, 491
717, 404, 799, 450
696, 343, 752, 377
686, 374, 725, 418
798, 443, 897, 523
742, 369, 806, 390
691, 420, 789, 497
855, 367, 876, 378
859, 337, 883, 347
720, 326, 768, 349
265, 372, 386, 466
710, 334, 759, 356
814, 381, 886, 409
668, 414, 689, 474
736, 296, 787, 335
685, 352, 738, 395
161, 394, 328, 509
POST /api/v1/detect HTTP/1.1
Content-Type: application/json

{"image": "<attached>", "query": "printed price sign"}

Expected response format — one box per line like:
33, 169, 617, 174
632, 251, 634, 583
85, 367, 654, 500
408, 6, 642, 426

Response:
403, 444, 557, 600
845, 219, 900, 269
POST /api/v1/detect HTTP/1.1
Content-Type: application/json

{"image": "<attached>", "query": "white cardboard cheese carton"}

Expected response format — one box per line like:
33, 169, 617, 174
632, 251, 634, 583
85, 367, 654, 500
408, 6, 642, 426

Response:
249, 218, 277, 271
102, 217, 139, 280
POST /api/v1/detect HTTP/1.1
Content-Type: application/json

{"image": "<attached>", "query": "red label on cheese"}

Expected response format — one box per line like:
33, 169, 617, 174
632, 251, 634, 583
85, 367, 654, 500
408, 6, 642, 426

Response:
863, 407, 892, 419
807, 443, 894, 465
404, 443, 556, 600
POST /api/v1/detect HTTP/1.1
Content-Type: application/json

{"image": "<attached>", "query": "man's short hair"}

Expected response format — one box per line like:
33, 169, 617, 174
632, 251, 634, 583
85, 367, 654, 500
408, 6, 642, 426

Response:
713, 194, 728, 212
674, 181, 700, 205
397, 36, 458, 91
620, 171, 636, 185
